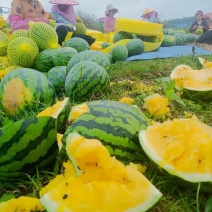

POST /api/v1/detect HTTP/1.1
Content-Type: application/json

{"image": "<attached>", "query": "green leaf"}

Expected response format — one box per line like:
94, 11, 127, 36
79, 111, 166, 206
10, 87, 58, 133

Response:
205, 196, 212, 212
0, 192, 15, 203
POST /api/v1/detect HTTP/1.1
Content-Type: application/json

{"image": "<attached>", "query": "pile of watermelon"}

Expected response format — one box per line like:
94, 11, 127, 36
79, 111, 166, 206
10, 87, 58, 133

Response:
0, 21, 212, 212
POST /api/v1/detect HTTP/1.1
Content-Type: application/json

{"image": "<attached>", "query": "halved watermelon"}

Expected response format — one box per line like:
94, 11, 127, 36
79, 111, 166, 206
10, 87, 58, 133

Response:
40, 132, 162, 212
139, 116, 212, 190
170, 64, 212, 101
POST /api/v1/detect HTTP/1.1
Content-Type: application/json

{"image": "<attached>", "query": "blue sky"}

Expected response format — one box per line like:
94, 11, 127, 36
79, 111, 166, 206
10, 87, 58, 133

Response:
1, 0, 211, 22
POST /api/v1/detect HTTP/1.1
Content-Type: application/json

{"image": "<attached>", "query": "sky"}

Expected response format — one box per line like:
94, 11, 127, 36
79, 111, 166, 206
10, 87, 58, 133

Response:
0, 0, 211, 22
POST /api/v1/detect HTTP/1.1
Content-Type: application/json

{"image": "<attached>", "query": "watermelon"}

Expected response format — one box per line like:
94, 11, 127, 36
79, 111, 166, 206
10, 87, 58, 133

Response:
195, 28, 203, 35
63, 37, 90, 52
126, 38, 144, 57
52, 47, 78, 66
139, 116, 212, 192
109, 44, 128, 62
185, 33, 197, 43
161, 35, 176, 47
0, 116, 58, 182
34, 49, 57, 72
174, 32, 187, 46
113, 31, 134, 43
170, 64, 212, 101
66, 50, 111, 73
0, 68, 55, 116
37, 97, 71, 133
63, 100, 151, 162
40, 132, 162, 211
65, 61, 110, 102
46, 66, 67, 93
101, 42, 110, 49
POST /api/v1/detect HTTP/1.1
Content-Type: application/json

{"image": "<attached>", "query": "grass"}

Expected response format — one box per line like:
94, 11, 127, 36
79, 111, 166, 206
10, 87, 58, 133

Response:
0, 54, 212, 211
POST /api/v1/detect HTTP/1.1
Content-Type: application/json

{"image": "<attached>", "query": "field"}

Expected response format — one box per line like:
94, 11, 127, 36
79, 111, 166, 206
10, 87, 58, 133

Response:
0, 53, 212, 211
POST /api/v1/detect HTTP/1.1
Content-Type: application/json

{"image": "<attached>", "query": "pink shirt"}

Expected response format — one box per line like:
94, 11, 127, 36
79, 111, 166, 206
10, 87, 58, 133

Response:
104, 16, 116, 33
9, 14, 49, 31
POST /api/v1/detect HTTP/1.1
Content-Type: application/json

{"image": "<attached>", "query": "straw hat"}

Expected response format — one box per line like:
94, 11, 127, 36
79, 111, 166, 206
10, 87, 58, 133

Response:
141, 8, 154, 17
105, 4, 119, 15
49, 0, 79, 5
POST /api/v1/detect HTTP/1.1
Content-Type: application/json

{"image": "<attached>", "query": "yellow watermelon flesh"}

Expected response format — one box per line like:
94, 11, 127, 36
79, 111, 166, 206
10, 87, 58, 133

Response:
139, 116, 212, 183
40, 133, 162, 212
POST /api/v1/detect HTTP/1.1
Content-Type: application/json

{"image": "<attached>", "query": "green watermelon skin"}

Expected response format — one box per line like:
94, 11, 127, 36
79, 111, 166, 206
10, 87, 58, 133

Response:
34, 49, 57, 72
110, 44, 128, 62
0, 68, 55, 117
63, 100, 151, 163
174, 33, 187, 46
185, 34, 197, 43
126, 38, 145, 57
161, 35, 176, 47
63, 37, 90, 53
52, 47, 78, 66
65, 61, 110, 103
66, 50, 111, 73
113, 31, 134, 43
47, 66, 67, 93
0, 116, 58, 182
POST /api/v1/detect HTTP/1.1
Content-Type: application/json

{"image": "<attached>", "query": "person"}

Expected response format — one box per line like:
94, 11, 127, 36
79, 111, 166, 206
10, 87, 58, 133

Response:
50, 0, 79, 26
189, 10, 209, 34
203, 12, 212, 30
141, 8, 159, 23
9, 0, 54, 31
49, 0, 95, 46
104, 4, 119, 33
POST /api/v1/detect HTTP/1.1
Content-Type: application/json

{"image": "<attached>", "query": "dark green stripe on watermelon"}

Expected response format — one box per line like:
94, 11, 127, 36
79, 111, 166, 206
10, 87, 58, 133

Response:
63, 100, 151, 162
0, 68, 55, 116
0, 116, 58, 182
65, 61, 110, 103
34, 49, 57, 72
66, 50, 111, 73
47, 66, 67, 93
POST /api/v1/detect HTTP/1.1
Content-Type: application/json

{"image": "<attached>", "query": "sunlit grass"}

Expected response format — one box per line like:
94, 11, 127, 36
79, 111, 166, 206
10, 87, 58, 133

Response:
0, 54, 212, 211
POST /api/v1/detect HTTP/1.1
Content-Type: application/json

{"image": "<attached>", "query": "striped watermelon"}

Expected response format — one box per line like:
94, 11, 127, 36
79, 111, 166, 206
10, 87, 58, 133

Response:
63, 100, 151, 163
161, 35, 176, 47
37, 97, 71, 133
46, 66, 67, 93
63, 37, 90, 53
65, 61, 110, 103
34, 49, 57, 72
109, 44, 128, 62
113, 31, 134, 43
66, 50, 111, 73
174, 32, 187, 46
126, 38, 145, 57
52, 47, 78, 66
0, 116, 58, 182
0, 68, 55, 117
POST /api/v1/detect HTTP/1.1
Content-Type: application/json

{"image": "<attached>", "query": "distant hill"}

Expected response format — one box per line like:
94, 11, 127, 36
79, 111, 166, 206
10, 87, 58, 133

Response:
165, 17, 195, 29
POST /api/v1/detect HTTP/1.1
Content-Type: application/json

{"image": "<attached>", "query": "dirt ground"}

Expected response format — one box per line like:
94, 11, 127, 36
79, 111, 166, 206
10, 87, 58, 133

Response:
195, 43, 212, 51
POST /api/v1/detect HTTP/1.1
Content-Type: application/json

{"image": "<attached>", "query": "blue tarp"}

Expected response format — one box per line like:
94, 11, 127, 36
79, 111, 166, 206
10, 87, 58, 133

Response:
127, 45, 212, 61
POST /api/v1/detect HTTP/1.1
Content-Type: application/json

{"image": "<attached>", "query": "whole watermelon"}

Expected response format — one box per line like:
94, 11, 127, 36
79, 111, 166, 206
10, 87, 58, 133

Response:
126, 38, 144, 57
63, 37, 90, 52
113, 31, 134, 43
63, 100, 151, 163
66, 50, 111, 73
46, 66, 67, 93
65, 61, 110, 103
0, 68, 55, 116
0, 116, 58, 182
110, 44, 128, 62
